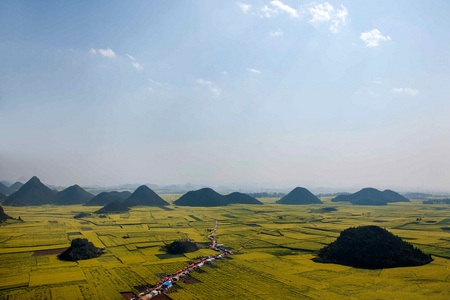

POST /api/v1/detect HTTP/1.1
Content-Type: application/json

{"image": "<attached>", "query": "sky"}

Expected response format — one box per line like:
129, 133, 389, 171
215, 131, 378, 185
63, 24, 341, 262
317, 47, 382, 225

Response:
1, 0, 450, 192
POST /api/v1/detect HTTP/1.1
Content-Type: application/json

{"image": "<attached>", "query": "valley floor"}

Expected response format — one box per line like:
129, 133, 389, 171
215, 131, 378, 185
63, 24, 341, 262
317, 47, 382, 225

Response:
0, 197, 449, 299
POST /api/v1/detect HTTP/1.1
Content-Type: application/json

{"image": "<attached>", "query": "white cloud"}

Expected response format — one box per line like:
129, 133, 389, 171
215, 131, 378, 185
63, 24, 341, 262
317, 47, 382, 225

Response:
392, 87, 418, 96
89, 48, 97, 54
360, 29, 391, 47
196, 78, 221, 97
132, 62, 143, 71
269, 29, 284, 36
238, 2, 251, 14
259, 1, 298, 18
97, 48, 116, 58
221, 71, 229, 76
126, 54, 136, 61
271, 1, 298, 18
307, 2, 348, 33
247, 68, 262, 74
260, 5, 278, 18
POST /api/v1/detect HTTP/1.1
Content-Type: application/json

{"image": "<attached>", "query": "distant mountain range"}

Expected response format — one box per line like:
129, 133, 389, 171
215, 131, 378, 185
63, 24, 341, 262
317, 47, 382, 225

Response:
174, 188, 262, 207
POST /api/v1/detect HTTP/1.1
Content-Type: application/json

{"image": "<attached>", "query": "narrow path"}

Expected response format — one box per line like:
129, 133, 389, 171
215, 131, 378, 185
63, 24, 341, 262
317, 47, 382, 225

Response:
132, 211, 234, 300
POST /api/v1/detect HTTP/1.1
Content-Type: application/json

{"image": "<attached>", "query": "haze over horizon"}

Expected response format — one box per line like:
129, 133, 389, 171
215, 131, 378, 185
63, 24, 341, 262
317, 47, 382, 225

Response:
1, 1, 449, 192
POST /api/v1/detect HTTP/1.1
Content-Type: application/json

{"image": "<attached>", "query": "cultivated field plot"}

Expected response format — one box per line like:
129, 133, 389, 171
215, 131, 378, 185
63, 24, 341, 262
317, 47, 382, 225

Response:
0, 198, 449, 299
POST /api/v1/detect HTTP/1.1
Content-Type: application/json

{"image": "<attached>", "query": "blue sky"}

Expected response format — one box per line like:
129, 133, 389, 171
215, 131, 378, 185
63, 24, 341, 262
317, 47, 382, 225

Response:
1, 0, 450, 191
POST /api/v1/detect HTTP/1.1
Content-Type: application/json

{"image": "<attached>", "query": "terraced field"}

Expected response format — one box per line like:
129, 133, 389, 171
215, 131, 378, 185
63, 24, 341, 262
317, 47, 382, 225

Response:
0, 197, 449, 299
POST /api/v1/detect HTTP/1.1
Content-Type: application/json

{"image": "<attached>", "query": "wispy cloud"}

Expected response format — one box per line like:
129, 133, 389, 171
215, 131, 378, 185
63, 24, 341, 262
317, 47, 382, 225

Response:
196, 78, 221, 97
237, 2, 251, 14
97, 48, 116, 58
126, 53, 143, 70
247, 68, 262, 74
260, 1, 298, 18
360, 29, 391, 47
89, 48, 97, 54
307, 2, 348, 33
148, 78, 168, 86
269, 29, 284, 36
126, 54, 136, 61
392, 87, 418, 96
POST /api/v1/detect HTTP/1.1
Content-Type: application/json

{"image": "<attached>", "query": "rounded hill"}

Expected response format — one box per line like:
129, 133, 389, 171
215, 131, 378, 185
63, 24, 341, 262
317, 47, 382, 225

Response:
225, 192, 263, 205
314, 225, 433, 269
58, 238, 104, 261
123, 185, 168, 207
276, 187, 322, 205
94, 201, 129, 214
56, 185, 94, 205
174, 188, 228, 207
331, 188, 409, 205
84, 191, 131, 206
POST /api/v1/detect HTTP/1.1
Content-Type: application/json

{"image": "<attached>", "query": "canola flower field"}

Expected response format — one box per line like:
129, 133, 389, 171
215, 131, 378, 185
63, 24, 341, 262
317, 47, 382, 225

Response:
0, 196, 449, 299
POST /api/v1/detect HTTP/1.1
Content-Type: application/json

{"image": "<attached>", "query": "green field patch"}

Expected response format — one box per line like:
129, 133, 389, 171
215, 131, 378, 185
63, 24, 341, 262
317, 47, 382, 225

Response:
155, 253, 185, 259
245, 223, 262, 227
67, 232, 82, 236
222, 214, 238, 218
189, 215, 202, 221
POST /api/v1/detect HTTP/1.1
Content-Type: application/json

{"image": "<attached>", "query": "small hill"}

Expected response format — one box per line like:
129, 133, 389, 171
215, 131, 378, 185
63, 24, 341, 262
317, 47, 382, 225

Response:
56, 185, 94, 205
0, 182, 11, 195
0, 205, 13, 223
84, 191, 131, 206
331, 188, 407, 205
58, 238, 104, 261
94, 201, 130, 214
276, 187, 322, 205
313, 225, 433, 269
165, 240, 199, 254
3, 176, 57, 206
174, 188, 228, 207
382, 189, 410, 202
225, 192, 263, 205
9, 182, 24, 193
123, 185, 168, 207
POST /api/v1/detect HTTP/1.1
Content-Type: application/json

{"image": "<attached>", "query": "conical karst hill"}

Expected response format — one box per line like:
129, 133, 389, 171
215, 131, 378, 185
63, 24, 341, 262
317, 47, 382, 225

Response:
174, 188, 228, 207
56, 185, 94, 205
225, 192, 263, 204
123, 185, 168, 207
3, 176, 57, 206
331, 188, 408, 205
314, 225, 433, 269
276, 187, 322, 205
94, 201, 130, 214
84, 191, 131, 206
8, 182, 23, 193
0, 182, 11, 195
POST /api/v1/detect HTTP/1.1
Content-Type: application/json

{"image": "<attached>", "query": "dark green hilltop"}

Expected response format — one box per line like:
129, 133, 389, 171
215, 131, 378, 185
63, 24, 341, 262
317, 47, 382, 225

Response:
58, 238, 104, 261
56, 185, 94, 205
94, 201, 130, 214
174, 188, 262, 207
276, 187, 322, 205
314, 225, 433, 269
331, 188, 409, 205
123, 185, 169, 207
84, 191, 132, 206
3, 176, 57, 206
